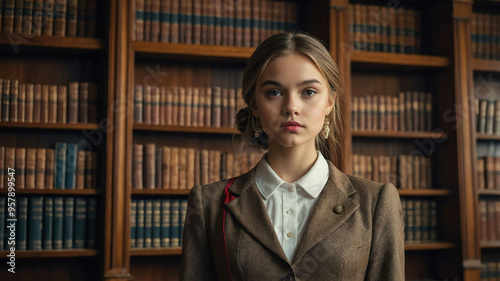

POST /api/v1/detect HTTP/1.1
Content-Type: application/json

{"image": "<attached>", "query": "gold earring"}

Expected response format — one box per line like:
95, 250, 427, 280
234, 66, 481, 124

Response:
253, 118, 262, 137
322, 115, 330, 139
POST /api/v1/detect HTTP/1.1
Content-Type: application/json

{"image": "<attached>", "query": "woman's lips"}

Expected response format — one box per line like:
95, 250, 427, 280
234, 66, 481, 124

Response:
281, 121, 303, 132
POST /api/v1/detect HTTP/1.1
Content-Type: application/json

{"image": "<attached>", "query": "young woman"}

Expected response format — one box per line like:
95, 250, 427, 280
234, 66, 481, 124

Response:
180, 32, 405, 281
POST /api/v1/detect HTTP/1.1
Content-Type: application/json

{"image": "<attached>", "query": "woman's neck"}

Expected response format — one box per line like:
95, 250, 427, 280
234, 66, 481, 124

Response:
266, 144, 318, 183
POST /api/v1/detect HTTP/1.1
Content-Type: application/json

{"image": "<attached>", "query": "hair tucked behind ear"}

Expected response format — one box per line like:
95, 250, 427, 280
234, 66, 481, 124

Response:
235, 32, 344, 165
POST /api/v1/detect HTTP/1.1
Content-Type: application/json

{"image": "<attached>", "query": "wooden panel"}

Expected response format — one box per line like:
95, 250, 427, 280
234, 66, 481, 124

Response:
351, 52, 450, 68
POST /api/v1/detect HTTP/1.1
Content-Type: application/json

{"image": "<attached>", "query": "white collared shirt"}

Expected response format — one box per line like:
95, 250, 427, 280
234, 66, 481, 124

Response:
254, 150, 329, 262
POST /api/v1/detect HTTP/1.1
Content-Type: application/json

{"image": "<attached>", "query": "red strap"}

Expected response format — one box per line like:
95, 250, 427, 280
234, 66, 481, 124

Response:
223, 177, 237, 281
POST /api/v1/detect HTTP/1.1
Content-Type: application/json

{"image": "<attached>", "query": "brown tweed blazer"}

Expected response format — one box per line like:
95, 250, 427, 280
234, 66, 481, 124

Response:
180, 160, 405, 281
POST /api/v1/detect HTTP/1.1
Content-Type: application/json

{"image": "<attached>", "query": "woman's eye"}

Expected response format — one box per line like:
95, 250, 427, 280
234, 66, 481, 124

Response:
303, 89, 317, 96
267, 90, 282, 97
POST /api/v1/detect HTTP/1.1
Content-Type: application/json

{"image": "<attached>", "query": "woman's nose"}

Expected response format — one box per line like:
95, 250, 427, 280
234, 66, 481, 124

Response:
282, 95, 300, 116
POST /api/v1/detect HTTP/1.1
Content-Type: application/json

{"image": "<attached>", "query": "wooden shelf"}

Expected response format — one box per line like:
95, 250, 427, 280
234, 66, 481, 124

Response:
0, 249, 98, 258
133, 124, 239, 134
350, 51, 450, 68
0, 32, 104, 50
404, 242, 455, 251
132, 189, 190, 195
480, 241, 500, 249
351, 130, 447, 139
0, 189, 100, 195
477, 189, 500, 196
473, 59, 500, 72
476, 133, 500, 141
0, 122, 100, 130
130, 247, 182, 256
398, 189, 452, 196
132, 41, 255, 60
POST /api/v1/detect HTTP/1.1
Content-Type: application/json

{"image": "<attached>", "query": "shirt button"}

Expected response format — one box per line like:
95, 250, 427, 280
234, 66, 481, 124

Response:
287, 232, 293, 238
288, 186, 294, 192
286, 210, 291, 214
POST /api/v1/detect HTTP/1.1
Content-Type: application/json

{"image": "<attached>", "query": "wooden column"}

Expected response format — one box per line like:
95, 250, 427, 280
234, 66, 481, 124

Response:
330, 0, 352, 173
452, 1, 482, 280
103, 0, 133, 279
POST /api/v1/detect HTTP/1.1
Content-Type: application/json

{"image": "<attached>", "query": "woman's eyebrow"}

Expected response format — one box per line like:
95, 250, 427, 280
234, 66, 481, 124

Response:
260, 79, 322, 87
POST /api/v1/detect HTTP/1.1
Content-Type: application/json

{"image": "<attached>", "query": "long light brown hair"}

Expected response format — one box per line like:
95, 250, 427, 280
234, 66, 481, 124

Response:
235, 32, 344, 164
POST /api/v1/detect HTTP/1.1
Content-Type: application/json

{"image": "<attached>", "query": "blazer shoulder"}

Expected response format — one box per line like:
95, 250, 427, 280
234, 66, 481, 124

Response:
345, 174, 397, 198
188, 178, 236, 203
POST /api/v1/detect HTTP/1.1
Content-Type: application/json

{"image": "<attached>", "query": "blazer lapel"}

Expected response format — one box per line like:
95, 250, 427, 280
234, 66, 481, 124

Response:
224, 168, 289, 263
292, 161, 360, 264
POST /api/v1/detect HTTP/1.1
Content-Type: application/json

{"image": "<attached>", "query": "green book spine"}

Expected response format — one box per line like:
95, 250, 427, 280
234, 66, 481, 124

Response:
86, 198, 97, 248
65, 144, 77, 189
170, 199, 180, 247
63, 197, 74, 249
54, 142, 67, 189
53, 196, 63, 249
73, 197, 87, 248
43, 197, 53, 250
136, 199, 144, 248
160, 198, 171, 247
28, 196, 43, 250
152, 199, 161, 248
17, 197, 27, 250
144, 199, 152, 248
130, 199, 137, 248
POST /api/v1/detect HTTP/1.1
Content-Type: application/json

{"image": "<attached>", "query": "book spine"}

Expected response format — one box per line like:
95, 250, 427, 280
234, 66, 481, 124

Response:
28, 196, 43, 250
65, 144, 77, 189
170, 199, 180, 246
178, 148, 187, 190
2, 0, 15, 33
43, 197, 53, 249
17, 197, 28, 250
68, 82, 79, 123
25, 148, 36, 189
22, 0, 34, 35
130, 199, 137, 248
178, 86, 185, 126
76, 150, 85, 189
155, 147, 162, 189
170, 147, 179, 189
144, 199, 152, 248
211, 86, 221, 127
33, 84, 41, 123
49, 85, 57, 123
45, 149, 55, 189
159, 0, 170, 42
162, 146, 171, 189
18, 84, 25, 123
42, 0, 55, 36
150, 0, 160, 42
135, 0, 144, 41
133, 144, 143, 189
170, 0, 179, 43
161, 198, 171, 247
66, 0, 77, 37
53, 0, 67, 36
86, 197, 97, 248
73, 197, 87, 248
40, 84, 48, 123
179, 199, 187, 245
85, 0, 96, 37
32, 0, 43, 35
136, 199, 144, 248
134, 85, 143, 123
152, 199, 161, 247
13, 0, 23, 34
54, 142, 67, 189
9, 80, 18, 122
15, 148, 25, 189
57, 85, 67, 123
145, 143, 155, 189
63, 197, 74, 249
242, 0, 251, 47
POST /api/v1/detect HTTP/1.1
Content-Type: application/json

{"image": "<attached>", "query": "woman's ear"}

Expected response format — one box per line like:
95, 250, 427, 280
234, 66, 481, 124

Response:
326, 92, 336, 115
251, 103, 259, 118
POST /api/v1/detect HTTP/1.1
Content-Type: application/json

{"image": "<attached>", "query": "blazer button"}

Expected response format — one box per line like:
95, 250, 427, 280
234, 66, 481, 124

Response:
333, 204, 345, 214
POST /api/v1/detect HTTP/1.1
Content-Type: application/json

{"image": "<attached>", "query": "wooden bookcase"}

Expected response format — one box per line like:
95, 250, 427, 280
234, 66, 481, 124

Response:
470, 1, 500, 280
0, 0, 116, 280
0, 0, 498, 280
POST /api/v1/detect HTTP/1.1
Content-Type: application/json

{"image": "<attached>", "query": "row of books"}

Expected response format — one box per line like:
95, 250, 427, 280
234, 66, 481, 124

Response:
481, 261, 500, 280
133, 0, 297, 46
133, 144, 263, 189
401, 198, 437, 242
477, 156, 500, 191
352, 92, 433, 132
472, 13, 500, 61
0, 0, 97, 37
0, 196, 98, 251
134, 85, 244, 128
0, 144, 98, 190
349, 4, 421, 54
479, 200, 500, 243
353, 154, 432, 190
0, 79, 98, 124
130, 198, 187, 248
476, 99, 500, 135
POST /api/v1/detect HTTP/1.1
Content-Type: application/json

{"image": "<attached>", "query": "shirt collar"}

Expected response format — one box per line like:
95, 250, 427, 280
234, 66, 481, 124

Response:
255, 151, 330, 199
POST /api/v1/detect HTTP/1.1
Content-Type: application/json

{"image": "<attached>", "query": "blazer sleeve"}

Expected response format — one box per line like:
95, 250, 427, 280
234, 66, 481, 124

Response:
365, 183, 405, 281
180, 185, 218, 281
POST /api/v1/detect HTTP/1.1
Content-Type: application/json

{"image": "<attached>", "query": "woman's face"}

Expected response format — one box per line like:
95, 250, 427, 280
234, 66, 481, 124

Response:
253, 53, 335, 150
